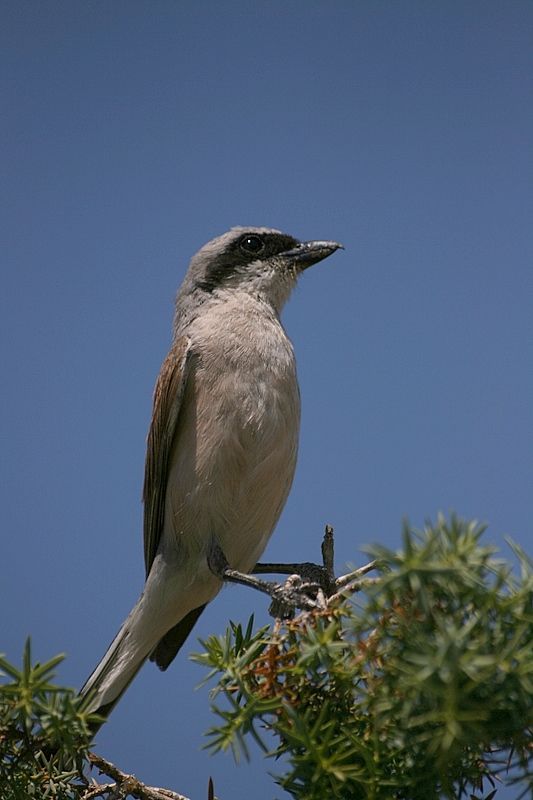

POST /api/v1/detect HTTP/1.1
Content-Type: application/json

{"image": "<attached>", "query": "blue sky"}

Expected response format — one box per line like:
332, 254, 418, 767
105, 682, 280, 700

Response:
1, 2, 532, 798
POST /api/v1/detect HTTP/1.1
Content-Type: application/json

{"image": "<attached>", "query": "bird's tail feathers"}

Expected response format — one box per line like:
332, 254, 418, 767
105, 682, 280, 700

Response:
79, 619, 150, 732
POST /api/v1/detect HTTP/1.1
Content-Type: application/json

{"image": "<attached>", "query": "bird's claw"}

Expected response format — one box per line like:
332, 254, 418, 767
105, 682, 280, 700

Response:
268, 574, 321, 618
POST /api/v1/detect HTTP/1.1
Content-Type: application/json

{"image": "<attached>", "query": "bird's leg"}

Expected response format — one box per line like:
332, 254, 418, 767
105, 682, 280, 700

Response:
207, 540, 320, 618
207, 540, 282, 598
207, 528, 381, 618
252, 525, 337, 597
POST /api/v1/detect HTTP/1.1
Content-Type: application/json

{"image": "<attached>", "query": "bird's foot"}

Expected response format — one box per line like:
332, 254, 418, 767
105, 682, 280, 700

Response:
207, 527, 382, 619
207, 541, 320, 618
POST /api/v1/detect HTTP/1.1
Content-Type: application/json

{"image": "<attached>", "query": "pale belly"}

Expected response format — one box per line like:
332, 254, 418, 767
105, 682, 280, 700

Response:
161, 315, 300, 581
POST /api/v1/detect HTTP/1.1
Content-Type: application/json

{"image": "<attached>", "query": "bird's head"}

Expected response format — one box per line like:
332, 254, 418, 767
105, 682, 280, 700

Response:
175, 227, 343, 325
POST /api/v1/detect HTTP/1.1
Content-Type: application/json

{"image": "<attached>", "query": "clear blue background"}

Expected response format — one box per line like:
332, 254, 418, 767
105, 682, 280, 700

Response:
1, 2, 532, 798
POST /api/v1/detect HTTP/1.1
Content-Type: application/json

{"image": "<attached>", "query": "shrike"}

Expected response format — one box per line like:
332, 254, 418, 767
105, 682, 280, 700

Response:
80, 227, 343, 725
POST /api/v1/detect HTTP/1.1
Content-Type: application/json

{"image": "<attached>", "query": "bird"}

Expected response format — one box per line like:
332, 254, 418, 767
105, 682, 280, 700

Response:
79, 227, 343, 728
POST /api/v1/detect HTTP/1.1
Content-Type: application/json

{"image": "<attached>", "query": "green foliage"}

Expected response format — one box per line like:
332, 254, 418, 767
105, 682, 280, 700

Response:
193, 515, 533, 799
0, 638, 99, 799
3, 515, 533, 799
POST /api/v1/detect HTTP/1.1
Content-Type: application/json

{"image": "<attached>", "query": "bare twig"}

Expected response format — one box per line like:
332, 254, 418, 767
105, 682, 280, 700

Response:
85, 753, 190, 800
80, 782, 115, 800
335, 559, 381, 589
328, 576, 381, 604
321, 524, 335, 582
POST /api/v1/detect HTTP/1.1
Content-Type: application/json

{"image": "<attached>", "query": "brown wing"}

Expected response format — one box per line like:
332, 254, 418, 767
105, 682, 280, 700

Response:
142, 335, 192, 578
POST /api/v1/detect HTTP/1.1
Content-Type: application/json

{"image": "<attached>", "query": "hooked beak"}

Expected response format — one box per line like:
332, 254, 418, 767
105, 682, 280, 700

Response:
281, 240, 344, 270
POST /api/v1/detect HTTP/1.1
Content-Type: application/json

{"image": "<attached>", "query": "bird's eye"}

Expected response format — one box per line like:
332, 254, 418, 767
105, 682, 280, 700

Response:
240, 235, 264, 254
